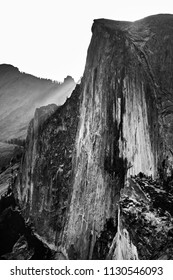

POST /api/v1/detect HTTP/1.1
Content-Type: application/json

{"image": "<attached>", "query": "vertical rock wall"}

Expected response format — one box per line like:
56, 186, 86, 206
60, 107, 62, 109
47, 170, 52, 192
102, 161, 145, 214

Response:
14, 87, 80, 250
14, 15, 173, 259
61, 19, 159, 259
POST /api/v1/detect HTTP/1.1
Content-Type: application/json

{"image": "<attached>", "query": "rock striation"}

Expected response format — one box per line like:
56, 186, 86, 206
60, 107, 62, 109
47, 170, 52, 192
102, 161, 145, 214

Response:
14, 14, 173, 259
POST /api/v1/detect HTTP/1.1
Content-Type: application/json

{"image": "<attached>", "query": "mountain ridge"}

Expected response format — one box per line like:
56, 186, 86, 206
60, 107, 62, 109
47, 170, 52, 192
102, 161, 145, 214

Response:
0, 64, 76, 141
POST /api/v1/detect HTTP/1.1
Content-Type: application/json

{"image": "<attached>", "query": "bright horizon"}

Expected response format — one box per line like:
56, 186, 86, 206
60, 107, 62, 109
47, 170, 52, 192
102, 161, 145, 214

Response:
0, 0, 173, 82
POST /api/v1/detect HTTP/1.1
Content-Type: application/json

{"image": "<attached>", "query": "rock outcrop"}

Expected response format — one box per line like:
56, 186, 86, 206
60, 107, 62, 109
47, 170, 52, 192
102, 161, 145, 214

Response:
0, 191, 54, 259
14, 85, 81, 252
119, 174, 173, 259
14, 14, 173, 259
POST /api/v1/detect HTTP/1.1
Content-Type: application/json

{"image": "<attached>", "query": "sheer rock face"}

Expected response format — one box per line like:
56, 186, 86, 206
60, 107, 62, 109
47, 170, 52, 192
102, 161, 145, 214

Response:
15, 14, 173, 259
62, 14, 173, 259
14, 86, 80, 248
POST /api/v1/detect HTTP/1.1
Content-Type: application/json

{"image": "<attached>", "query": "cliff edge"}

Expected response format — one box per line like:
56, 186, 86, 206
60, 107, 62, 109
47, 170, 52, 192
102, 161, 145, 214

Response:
14, 14, 173, 259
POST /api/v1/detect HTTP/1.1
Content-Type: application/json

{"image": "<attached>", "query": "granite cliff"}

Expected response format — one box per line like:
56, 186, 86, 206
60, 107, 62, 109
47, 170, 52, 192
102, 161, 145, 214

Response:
12, 14, 173, 259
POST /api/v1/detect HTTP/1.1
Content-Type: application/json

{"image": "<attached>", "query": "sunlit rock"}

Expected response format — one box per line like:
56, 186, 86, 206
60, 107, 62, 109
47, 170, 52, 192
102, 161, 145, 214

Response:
13, 14, 173, 259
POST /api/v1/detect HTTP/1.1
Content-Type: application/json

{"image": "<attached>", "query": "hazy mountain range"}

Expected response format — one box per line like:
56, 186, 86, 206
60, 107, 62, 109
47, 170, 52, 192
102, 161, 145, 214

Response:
0, 64, 76, 142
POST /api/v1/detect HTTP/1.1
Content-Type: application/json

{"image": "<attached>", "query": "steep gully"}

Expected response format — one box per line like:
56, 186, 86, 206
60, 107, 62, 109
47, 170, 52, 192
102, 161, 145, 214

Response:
3, 15, 173, 259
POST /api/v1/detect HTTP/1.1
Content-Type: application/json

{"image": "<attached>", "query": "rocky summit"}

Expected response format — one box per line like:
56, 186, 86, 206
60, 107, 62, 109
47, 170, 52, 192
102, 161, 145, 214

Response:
1, 14, 173, 259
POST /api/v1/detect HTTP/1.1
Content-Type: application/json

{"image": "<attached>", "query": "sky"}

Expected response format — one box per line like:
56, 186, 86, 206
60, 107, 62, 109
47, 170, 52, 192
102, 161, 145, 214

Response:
0, 0, 173, 82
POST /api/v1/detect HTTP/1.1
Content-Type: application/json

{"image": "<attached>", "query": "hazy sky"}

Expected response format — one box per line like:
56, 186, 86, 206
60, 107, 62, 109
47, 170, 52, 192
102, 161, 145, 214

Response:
0, 0, 173, 82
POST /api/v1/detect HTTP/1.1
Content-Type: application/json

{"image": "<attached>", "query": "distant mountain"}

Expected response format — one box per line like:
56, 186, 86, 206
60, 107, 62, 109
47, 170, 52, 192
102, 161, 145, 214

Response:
0, 64, 76, 141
